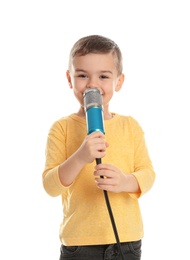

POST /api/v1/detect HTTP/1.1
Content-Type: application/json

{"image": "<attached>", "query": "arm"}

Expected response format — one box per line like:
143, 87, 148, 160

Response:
94, 117, 156, 197
42, 120, 108, 196
58, 131, 109, 186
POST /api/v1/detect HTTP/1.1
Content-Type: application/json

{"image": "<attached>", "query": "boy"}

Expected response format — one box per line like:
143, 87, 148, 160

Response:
42, 35, 156, 260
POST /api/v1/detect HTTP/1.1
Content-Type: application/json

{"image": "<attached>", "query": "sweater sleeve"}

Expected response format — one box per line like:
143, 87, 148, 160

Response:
42, 120, 71, 197
129, 117, 156, 198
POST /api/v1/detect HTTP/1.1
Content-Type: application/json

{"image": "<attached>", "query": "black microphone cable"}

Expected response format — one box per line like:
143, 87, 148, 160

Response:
96, 158, 125, 260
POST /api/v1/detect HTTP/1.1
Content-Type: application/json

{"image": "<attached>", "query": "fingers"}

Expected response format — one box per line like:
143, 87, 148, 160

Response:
94, 163, 117, 176
78, 132, 108, 164
93, 164, 124, 193
94, 177, 120, 193
86, 132, 108, 154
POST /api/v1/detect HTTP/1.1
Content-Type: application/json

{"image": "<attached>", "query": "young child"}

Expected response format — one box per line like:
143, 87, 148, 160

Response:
42, 35, 156, 260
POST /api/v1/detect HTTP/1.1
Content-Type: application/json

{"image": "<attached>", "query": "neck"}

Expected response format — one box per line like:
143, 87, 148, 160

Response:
103, 112, 113, 120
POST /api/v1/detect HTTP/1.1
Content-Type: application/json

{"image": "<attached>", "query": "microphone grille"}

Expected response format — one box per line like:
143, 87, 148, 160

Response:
83, 88, 102, 110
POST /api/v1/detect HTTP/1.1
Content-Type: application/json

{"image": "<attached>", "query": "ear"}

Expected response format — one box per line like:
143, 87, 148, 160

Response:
115, 73, 125, 92
66, 70, 72, 89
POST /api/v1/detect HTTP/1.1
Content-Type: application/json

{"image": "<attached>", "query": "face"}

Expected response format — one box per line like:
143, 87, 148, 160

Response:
66, 52, 124, 115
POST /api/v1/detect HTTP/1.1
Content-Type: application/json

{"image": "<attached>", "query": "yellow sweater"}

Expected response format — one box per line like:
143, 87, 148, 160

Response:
42, 113, 155, 246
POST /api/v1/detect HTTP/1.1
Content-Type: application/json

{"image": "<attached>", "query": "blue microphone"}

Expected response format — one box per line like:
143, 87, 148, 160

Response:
83, 88, 105, 165
83, 88, 105, 135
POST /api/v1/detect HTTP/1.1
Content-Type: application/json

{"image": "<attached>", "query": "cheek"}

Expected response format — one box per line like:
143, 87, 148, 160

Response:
102, 91, 114, 104
72, 78, 86, 91
73, 88, 85, 104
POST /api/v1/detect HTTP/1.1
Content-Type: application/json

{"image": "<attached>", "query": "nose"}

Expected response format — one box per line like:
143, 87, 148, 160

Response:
86, 76, 102, 94
86, 76, 98, 89
86, 77, 103, 94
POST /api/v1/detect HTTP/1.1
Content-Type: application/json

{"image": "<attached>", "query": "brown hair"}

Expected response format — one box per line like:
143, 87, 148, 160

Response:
68, 35, 123, 76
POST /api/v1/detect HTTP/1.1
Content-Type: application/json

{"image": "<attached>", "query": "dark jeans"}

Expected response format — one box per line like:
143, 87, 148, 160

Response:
59, 240, 141, 260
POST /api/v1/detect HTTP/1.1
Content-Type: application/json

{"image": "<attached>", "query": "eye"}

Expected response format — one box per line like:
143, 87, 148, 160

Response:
100, 75, 109, 79
78, 74, 87, 78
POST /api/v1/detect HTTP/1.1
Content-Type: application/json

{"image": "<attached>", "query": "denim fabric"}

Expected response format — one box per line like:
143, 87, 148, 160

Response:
59, 240, 141, 260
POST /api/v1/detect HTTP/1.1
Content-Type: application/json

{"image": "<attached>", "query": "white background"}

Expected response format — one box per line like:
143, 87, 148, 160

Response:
0, 0, 190, 259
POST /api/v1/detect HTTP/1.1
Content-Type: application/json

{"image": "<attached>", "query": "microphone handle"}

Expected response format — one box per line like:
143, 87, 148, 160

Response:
96, 158, 102, 165
95, 158, 104, 179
